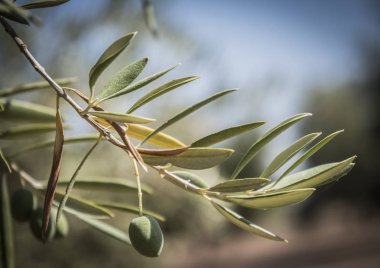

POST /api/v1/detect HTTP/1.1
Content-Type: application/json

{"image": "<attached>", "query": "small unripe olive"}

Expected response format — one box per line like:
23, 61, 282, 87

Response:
171, 171, 208, 188
29, 207, 56, 242
10, 188, 37, 222
129, 215, 164, 257
51, 208, 69, 239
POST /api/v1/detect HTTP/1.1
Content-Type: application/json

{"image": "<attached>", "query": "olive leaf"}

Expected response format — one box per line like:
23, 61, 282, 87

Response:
0, 175, 15, 268
211, 201, 286, 242
42, 97, 64, 240
89, 32, 137, 93
0, 77, 76, 97
208, 178, 269, 193
0, 0, 31, 25
231, 113, 312, 179
109, 64, 180, 101
21, 0, 70, 9
278, 130, 344, 180
96, 58, 148, 102
127, 76, 199, 113
260, 132, 321, 178
0, 149, 11, 173
141, 89, 237, 145
225, 188, 315, 209
97, 202, 166, 222
88, 111, 155, 124
142, 0, 158, 36
93, 119, 186, 148
56, 176, 153, 194
142, 147, 234, 169
0, 123, 60, 139
74, 214, 131, 246
10, 134, 100, 157
266, 156, 356, 191
191, 121, 265, 147
0, 98, 56, 122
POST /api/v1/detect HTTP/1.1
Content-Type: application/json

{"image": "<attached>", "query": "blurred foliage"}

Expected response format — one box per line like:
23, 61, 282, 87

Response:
300, 41, 380, 219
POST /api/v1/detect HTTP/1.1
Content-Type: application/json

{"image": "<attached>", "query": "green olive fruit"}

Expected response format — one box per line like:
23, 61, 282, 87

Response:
171, 170, 208, 188
51, 207, 69, 238
10, 188, 37, 222
129, 215, 164, 257
29, 207, 56, 242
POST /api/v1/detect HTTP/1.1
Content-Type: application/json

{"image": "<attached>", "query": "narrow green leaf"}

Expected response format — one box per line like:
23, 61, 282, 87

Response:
127, 76, 199, 113
231, 113, 312, 179
22, 0, 70, 9
260, 132, 321, 178
111, 64, 180, 101
89, 32, 137, 93
127, 124, 186, 148
9, 134, 100, 157
0, 1, 30, 25
0, 149, 11, 173
42, 98, 64, 239
142, 89, 237, 145
226, 188, 315, 209
88, 111, 155, 124
0, 78, 76, 97
142, 0, 158, 36
170, 170, 209, 188
0, 175, 15, 268
93, 118, 186, 148
208, 178, 269, 193
96, 58, 148, 102
56, 176, 153, 194
211, 201, 286, 242
0, 98, 56, 122
97, 202, 166, 222
278, 130, 344, 180
53, 191, 114, 219
74, 214, 131, 245
142, 147, 234, 169
191, 121, 266, 147
0, 123, 58, 139
266, 156, 356, 191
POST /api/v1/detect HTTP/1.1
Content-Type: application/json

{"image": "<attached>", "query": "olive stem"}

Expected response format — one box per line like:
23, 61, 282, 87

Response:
56, 135, 101, 224
132, 158, 143, 216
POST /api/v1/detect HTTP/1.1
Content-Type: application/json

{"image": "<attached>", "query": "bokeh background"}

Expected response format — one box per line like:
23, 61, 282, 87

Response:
1, 0, 380, 267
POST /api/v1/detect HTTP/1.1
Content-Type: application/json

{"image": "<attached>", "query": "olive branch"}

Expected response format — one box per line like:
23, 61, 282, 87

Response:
0, 0, 355, 264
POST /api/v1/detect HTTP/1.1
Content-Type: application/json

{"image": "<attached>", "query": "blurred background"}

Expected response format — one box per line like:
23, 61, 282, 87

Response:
1, 0, 380, 267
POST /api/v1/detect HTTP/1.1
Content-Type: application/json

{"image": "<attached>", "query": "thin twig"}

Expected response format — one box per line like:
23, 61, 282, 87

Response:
56, 135, 102, 223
